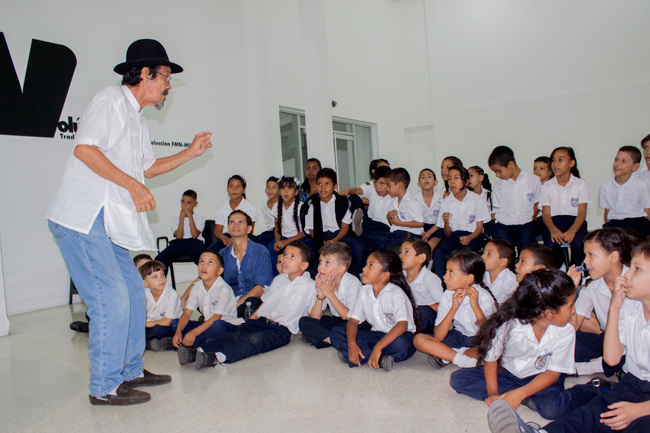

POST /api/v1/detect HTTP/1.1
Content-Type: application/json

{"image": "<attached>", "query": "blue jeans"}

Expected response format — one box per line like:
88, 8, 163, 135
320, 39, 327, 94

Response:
48, 209, 145, 397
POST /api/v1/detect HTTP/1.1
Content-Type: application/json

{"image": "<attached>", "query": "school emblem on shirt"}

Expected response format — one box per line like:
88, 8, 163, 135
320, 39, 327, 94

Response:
534, 353, 552, 370
384, 313, 396, 326
211, 300, 219, 308
433, 210, 439, 219
527, 193, 534, 203
469, 214, 476, 224
399, 211, 407, 220
571, 198, 578, 207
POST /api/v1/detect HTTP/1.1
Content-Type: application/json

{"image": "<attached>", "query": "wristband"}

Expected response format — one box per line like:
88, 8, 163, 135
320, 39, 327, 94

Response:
317, 296, 325, 301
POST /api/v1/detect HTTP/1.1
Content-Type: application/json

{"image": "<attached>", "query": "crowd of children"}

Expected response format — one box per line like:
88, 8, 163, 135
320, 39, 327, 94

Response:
75, 139, 650, 430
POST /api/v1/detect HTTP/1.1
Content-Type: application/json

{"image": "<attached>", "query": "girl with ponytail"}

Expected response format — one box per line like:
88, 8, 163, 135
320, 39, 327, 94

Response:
329, 250, 418, 372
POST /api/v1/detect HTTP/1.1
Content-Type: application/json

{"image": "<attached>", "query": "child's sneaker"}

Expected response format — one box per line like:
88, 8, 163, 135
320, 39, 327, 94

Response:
379, 354, 394, 372
427, 354, 447, 369
178, 346, 197, 365
195, 352, 221, 370
149, 337, 174, 352
488, 399, 541, 433
298, 332, 310, 344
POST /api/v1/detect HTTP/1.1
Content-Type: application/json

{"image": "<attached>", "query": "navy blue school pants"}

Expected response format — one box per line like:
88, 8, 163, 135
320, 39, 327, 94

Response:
543, 215, 587, 267
310, 230, 368, 278
432, 230, 485, 279
268, 237, 315, 276
490, 221, 535, 254
251, 230, 275, 248
198, 318, 292, 363
180, 319, 238, 348
418, 305, 437, 335
329, 327, 415, 368
604, 217, 650, 238
441, 328, 475, 348
156, 238, 204, 274
450, 366, 598, 420
361, 219, 391, 251
544, 373, 650, 433
371, 229, 412, 251
575, 330, 625, 377
145, 319, 178, 341
423, 223, 445, 240
299, 317, 372, 348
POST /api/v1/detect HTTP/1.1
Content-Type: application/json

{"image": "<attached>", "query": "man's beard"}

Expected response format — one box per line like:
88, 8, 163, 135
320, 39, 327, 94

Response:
155, 89, 169, 111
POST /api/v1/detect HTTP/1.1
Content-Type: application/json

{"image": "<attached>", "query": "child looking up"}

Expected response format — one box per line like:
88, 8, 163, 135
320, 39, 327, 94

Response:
416, 168, 445, 250
155, 190, 206, 272
255, 176, 279, 248
400, 239, 443, 334
453, 269, 604, 421
414, 251, 497, 369
209, 175, 258, 251
540, 147, 591, 267
431, 165, 491, 279
330, 250, 418, 372
190, 242, 316, 368
482, 239, 518, 304
299, 242, 362, 348
140, 260, 183, 352
515, 243, 560, 283
489, 145, 542, 252
600, 146, 650, 237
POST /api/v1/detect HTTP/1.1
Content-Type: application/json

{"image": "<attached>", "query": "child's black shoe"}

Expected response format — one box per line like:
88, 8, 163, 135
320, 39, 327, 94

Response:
148, 337, 174, 352
178, 346, 197, 365
379, 355, 394, 372
427, 354, 447, 369
195, 352, 220, 370
337, 350, 347, 364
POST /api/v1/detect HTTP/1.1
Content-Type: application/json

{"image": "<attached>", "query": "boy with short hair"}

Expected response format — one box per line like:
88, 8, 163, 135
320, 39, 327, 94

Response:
304, 168, 368, 277
489, 241, 650, 433
488, 146, 542, 252
376, 167, 425, 249
155, 190, 206, 273
514, 243, 559, 283
600, 146, 650, 237
140, 260, 183, 351
173, 250, 240, 359
187, 241, 317, 368
299, 242, 362, 348
482, 238, 518, 304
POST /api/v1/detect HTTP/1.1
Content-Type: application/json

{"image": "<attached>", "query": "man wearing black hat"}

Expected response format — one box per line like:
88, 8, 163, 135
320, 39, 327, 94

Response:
47, 39, 212, 406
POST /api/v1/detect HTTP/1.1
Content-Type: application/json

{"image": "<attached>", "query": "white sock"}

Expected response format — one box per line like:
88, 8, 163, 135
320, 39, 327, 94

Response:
575, 358, 604, 375
453, 352, 478, 368
107, 385, 119, 396
215, 352, 227, 363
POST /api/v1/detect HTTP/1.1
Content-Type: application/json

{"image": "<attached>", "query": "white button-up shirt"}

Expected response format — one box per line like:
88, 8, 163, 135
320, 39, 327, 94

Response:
278, 201, 303, 238
599, 176, 650, 220
575, 266, 628, 331
215, 198, 258, 234
483, 268, 518, 304
304, 198, 352, 234
260, 200, 278, 231
360, 184, 392, 226
405, 267, 443, 306
145, 282, 183, 322
47, 85, 157, 250
539, 175, 592, 217
436, 190, 491, 233
322, 272, 362, 317
436, 284, 497, 337
389, 192, 424, 235
185, 277, 239, 324
486, 319, 576, 378
348, 282, 416, 333
619, 299, 650, 381
170, 213, 206, 242
492, 170, 542, 225
256, 273, 316, 334
413, 190, 443, 225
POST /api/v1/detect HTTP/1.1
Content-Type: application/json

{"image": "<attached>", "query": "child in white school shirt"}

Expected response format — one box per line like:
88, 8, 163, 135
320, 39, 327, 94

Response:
417, 168, 445, 251
140, 260, 183, 352
382, 168, 425, 249
173, 250, 240, 362
482, 239, 518, 304
254, 176, 279, 248
399, 238, 443, 334
299, 242, 363, 348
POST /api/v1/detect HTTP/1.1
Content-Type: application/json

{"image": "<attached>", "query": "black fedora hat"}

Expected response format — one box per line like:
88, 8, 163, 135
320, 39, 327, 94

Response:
114, 39, 183, 75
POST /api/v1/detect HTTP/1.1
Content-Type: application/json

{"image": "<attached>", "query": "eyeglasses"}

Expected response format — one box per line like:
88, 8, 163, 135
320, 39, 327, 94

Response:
156, 71, 172, 83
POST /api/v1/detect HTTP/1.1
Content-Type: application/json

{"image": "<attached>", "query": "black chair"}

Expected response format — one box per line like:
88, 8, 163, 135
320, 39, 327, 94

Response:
156, 219, 216, 290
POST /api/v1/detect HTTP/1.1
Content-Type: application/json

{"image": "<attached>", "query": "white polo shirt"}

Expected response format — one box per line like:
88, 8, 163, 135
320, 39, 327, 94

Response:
637, 170, 650, 188
436, 284, 497, 337
539, 175, 592, 217
492, 170, 542, 225
389, 192, 424, 235
322, 272, 362, 318
599, 176, 650, 220
483, 268, 518, 304
619, 299, 650, 381
256, 273, 316, 334
486, 319, 576, 378
47, 85, 157, 250
405, 267, 443, 306
575, 266, 628, 331
413, 190, 443, 225
278, 201, 303, 238
185, 277, 239, 324
215, 198, 258, 234
360, 184, 392, 226
304, 198, 352, 234
145, 283, 183, 322
436, 190, 491, 233
348, 282, 416, 333
260, 200, 278, 231
170, 213, 206, 242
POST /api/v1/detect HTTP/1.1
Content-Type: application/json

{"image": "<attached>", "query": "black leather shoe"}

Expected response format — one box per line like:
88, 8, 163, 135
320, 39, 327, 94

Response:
123, 370, 171, 388
89, 384, 150, 406
70, 321, 89, 333
178, 346, 197, 365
